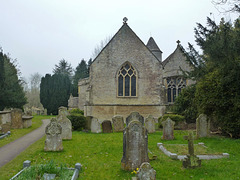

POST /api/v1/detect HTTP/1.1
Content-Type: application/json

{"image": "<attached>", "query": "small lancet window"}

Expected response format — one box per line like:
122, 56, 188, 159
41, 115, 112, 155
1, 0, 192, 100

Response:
118, 63, 137, 97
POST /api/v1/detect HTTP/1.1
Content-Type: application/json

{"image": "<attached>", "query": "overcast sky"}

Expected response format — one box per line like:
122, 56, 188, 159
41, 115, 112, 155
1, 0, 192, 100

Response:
0, 0, 238, 80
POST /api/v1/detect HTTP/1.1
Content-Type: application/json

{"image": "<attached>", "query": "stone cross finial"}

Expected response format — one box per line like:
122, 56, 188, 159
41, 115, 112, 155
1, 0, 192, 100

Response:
176, 40, 180, 45
183, 131, 194, 156
123, 17, 128, 24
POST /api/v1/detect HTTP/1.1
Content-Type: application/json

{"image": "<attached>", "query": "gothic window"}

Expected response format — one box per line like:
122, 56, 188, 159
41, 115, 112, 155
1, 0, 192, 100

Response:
118, 63, 137, 97
166, 77, 186, 103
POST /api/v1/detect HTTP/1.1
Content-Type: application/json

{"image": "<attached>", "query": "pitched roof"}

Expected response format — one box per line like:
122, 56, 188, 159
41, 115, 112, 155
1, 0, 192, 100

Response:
91, 21, 161, 64
146, 37, 162, 53
162, 44, 181, 67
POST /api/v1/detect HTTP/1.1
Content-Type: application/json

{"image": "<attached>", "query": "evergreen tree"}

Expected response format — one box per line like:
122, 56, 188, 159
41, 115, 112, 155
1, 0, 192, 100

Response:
0, 50, 27, 110
53, 59, 73, 77
72, 59, 88, 96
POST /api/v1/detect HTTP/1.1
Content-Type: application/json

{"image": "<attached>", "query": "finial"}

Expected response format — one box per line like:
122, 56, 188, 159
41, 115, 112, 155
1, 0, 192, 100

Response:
123, 17, 128, 24
176, 40, 180, 45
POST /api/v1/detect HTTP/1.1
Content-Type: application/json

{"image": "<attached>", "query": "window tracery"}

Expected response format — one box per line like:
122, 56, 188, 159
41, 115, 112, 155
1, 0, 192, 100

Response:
166, 77, 186, 103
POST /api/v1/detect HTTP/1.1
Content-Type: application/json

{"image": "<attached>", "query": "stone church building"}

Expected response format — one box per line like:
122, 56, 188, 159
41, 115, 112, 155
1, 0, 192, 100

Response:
68, 18, 193, 121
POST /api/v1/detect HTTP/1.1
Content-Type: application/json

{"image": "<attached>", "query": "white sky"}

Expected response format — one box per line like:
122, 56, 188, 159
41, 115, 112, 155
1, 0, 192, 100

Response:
0, 0, 238, 80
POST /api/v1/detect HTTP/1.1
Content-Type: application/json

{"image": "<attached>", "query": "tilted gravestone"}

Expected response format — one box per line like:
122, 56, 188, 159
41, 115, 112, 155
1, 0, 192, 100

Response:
182, 131, 201, 168
102, 120, 113, 133
57, 108, 72, 140
44, 118, 63, 151
145, 115, 155, 133
161, 117, 175, 140
136, 162, 156, 180
11, 108, 23, 129
112, 115, 124, 132
196, 114, 210, 138
91, 117, 102, 133
121, 112, 149, 171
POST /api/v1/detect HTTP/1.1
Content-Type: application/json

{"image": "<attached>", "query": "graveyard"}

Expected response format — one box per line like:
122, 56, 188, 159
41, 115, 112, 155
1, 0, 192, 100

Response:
0, 114, 240, 179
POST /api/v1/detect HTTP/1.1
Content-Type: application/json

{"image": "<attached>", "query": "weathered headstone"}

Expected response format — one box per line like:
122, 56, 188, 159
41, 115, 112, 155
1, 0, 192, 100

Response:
121, 112, 149, 171
57, 115, 72, 140
145, 115, 155, 133
44, 118, 63, 151
91, 117, 102, 133
182, 131, 201, 168
11, 108, 23, 129
0, 111, 11, 133
112, 115, 124, 132
196, 114, 210, 138
162, 117, 175, 140
102, 120, 113, 133
126, 112, 144, 126
85, 116, 93, 130
22, 116, 33, 128
58, 106, 70, 117
136, 162, 156, 180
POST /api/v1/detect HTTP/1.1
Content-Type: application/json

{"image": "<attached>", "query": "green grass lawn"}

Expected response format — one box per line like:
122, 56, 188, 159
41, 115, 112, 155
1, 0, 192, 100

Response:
0, 130, 240, 180
0, 115, 54, 148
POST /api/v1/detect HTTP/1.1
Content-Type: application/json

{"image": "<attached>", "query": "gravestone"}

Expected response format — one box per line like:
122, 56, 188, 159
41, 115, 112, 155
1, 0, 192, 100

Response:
162, 118, 175, 140
22, 116, 33, 128
136, 162, 156, 180
0, 111, 11, 133
121, 112, 149, 171
112, 115, 124, 132
57, 108, 72, 139
85, 116, 93, 130
145, 115, 155, 133
11, 108, 23, 129
196, 114, 210, 138
44, 118, 63, 151
91, 117, 102, 133
102, 120, 113, 133
58, 106, 69, 117
182, 131, 201, 168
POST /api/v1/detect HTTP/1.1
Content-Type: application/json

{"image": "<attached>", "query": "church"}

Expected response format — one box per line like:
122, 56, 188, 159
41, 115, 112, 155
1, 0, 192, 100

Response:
68, 18, 193, 121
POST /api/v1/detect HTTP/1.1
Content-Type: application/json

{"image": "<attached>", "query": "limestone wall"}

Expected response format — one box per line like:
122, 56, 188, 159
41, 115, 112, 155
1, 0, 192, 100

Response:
78, 78, 90, 110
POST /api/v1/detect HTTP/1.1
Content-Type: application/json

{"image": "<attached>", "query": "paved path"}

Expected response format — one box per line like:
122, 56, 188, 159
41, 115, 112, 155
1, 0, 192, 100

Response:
0, 119, 50, 168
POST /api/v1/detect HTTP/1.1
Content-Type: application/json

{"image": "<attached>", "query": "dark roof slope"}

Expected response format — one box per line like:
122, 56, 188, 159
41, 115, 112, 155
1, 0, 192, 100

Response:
146, 37, 162, 53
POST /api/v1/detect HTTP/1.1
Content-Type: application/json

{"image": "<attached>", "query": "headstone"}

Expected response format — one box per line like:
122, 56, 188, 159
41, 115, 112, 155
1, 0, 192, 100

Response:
112, 115, 124, 132
121, 112, 149, 171
57, 113, 72, 140
102, 120, 113, 133
58, 106, 70, 117
145, 115, 155, 133
22, 116, 33, 128
91, 117, 102, 133
0, 111, 11, 133
44, 118, 63, 151
182, 131, 201, 168
11, 108, 23, 129
126, 112, 144, 126
161, 117, 175, 140
136, 162, 156, 180
85, 116, 93, 130
196, 114, 210, 138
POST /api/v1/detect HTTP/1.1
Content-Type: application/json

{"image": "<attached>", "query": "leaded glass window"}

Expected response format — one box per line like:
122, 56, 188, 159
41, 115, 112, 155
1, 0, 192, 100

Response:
166, 77, 186, 103
118, 63, 137, 97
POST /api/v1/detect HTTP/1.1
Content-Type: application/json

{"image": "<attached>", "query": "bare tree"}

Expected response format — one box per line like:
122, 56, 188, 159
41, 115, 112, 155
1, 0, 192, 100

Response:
212, 0, 240, 13
91, 36, 112, 59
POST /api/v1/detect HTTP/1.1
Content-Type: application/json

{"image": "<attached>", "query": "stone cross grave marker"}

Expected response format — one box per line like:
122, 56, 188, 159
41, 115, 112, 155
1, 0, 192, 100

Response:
136, 162, 156, 180
112, 115, 124, 132
44, 118, 63, 151
196, 114, 210, 138
57, 108, 72, 140
91, 117, 102, 133
145, 115, 155, 133
121, 112, 149, 171
161, 117, 175, 140
182, 131, 201, 168
102, 120, 113, 133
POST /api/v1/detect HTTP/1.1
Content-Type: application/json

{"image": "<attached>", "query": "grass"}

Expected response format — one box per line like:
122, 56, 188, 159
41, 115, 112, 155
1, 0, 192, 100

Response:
16, 160, 74, 180
0, 130, 240, 179
0, 115, 54, 148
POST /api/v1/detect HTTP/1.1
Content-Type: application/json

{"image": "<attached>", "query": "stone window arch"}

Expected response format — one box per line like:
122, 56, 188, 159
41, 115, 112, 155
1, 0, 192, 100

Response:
117, 62, 137, 97
166, 77, 186, 103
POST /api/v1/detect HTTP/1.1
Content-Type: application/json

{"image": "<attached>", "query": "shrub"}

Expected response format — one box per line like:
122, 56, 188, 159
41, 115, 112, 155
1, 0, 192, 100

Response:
67, 114, 86, 131
158, 114, 185, 128
69, 108, 84, 115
